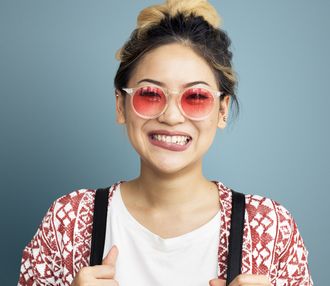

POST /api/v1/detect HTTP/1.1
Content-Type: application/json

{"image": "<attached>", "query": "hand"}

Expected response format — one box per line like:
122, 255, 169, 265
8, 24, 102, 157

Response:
209, 274, 272, 286
71, 245, 119, 286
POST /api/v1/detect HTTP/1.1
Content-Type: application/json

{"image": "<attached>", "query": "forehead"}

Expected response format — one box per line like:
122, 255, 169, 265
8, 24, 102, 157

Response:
127, 43, 218, 88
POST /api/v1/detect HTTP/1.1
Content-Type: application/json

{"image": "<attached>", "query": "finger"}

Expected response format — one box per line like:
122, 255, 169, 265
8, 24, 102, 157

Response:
78, 265, 115, 280
93, 280, 119, 286
102, 245, 119, 267
231, 274, 271, 285
209, 278, 226, 286
81, 278, 119, 286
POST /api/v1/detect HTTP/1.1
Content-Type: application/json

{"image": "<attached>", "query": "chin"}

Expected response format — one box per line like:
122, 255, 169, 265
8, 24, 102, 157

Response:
144, 155, 198, 175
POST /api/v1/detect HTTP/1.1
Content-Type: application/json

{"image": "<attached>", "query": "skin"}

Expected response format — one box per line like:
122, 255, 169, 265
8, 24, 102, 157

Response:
71, 43, 271, 285
71, 245, 119, 286
209, 275, 272, 286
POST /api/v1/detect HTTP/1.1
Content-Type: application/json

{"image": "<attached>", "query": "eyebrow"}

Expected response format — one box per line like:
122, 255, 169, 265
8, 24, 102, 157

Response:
136, 78, 211, 88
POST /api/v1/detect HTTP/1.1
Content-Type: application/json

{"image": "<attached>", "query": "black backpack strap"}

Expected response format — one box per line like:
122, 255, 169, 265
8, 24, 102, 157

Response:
226, 190, 246, 285
90, 187, 110, 266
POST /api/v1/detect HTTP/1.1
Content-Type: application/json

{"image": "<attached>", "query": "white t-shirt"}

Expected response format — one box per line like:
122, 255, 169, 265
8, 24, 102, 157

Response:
103, 185, 221, 286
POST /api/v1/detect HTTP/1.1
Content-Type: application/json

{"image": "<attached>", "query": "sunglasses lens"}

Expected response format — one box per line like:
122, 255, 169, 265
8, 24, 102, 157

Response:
132, 86, 166, 117
181, 88, 214, 119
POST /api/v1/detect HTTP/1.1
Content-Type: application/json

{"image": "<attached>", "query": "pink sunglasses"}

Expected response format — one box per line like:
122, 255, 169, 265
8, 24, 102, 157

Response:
121, 85, 222, 121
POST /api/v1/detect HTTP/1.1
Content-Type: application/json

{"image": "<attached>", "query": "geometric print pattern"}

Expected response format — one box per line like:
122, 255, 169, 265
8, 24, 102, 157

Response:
18, 181, 313, 285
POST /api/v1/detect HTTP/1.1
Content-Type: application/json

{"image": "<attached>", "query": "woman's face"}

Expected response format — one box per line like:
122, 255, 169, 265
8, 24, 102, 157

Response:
116, 43, 229, 174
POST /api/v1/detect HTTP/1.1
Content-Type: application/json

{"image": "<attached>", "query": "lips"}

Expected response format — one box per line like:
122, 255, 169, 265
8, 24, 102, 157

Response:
148, 130, 192, 151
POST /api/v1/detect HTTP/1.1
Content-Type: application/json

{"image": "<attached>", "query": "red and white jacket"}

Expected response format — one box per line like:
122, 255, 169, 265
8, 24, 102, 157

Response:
18, 181, 313, 285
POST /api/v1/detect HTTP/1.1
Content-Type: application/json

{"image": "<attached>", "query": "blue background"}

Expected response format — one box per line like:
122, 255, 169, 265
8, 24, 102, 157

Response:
1, 0, 328, 284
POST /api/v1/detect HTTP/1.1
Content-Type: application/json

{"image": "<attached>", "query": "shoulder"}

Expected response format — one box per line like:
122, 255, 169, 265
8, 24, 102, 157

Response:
37, 188, 97, 246
216, 180, 293, 221
40, 188, 97, 233
47, 183, 120, 233
216, 181, 296, 250
244, 193, 299, 255
50, 188, 96, 215
245, 193, 294, 229
245, 193, 293, 223
216, 180, 294, 230
48, 182, 121, 216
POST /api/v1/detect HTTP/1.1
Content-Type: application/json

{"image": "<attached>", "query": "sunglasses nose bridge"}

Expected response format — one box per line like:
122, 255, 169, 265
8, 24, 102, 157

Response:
158, 90, 185, 123
162, 88, 182, 112
168, 89, 180, 96
164, 91, 180, 111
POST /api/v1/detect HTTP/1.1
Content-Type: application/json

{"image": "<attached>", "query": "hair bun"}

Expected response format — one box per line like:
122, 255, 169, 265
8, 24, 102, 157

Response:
116, 0, 222, 61
137, 0, 221, 32
167, 0, 221, 27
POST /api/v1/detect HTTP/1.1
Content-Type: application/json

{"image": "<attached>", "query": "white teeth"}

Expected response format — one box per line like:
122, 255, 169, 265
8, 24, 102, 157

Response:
151, 134, 191, 145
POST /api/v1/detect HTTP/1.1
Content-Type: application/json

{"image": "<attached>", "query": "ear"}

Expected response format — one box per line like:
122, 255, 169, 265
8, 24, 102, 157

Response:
115, 89, 126, 124
217, 95, 230, 129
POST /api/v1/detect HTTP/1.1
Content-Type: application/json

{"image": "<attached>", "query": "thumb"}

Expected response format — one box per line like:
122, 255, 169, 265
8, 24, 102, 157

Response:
209, 278, 226, 286
102, 245, 119, 266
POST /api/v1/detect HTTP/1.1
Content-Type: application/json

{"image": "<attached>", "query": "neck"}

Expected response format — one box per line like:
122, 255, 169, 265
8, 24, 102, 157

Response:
126, 159, 215, 211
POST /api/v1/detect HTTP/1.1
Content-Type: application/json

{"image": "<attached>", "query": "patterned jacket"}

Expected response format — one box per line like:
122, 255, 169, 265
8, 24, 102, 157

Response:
18, 181, 313, 285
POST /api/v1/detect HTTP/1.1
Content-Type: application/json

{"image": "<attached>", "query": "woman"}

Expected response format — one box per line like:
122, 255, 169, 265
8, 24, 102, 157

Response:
18, 0, 313, 285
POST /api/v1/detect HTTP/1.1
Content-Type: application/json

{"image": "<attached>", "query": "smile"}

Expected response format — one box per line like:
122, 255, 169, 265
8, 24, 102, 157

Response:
148, 131, 193, 152
150, 134, 191, 145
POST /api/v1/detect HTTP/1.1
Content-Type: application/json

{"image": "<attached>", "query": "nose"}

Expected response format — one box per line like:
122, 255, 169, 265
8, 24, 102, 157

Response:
157, 95, 185, 125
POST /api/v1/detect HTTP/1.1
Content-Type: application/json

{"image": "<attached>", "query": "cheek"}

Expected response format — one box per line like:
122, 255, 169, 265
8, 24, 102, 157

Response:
125, 121, 144, 155
203, 107, 221, 137
204, 107, 221, 130
196, 119, 218, 146
124, 97, 139, 122
124, 110, 148, 149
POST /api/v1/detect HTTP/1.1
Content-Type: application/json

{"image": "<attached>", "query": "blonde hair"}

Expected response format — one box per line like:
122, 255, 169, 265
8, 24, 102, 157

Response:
137, 0, 221, 34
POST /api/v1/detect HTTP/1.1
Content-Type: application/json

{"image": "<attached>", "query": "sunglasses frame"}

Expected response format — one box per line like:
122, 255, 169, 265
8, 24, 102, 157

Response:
121, 85, 223, 121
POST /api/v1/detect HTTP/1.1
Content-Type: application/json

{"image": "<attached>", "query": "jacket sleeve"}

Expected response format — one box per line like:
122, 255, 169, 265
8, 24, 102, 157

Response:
18, 200, 62, 286
18, 189, 96, 286
275, 216, 313, 286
